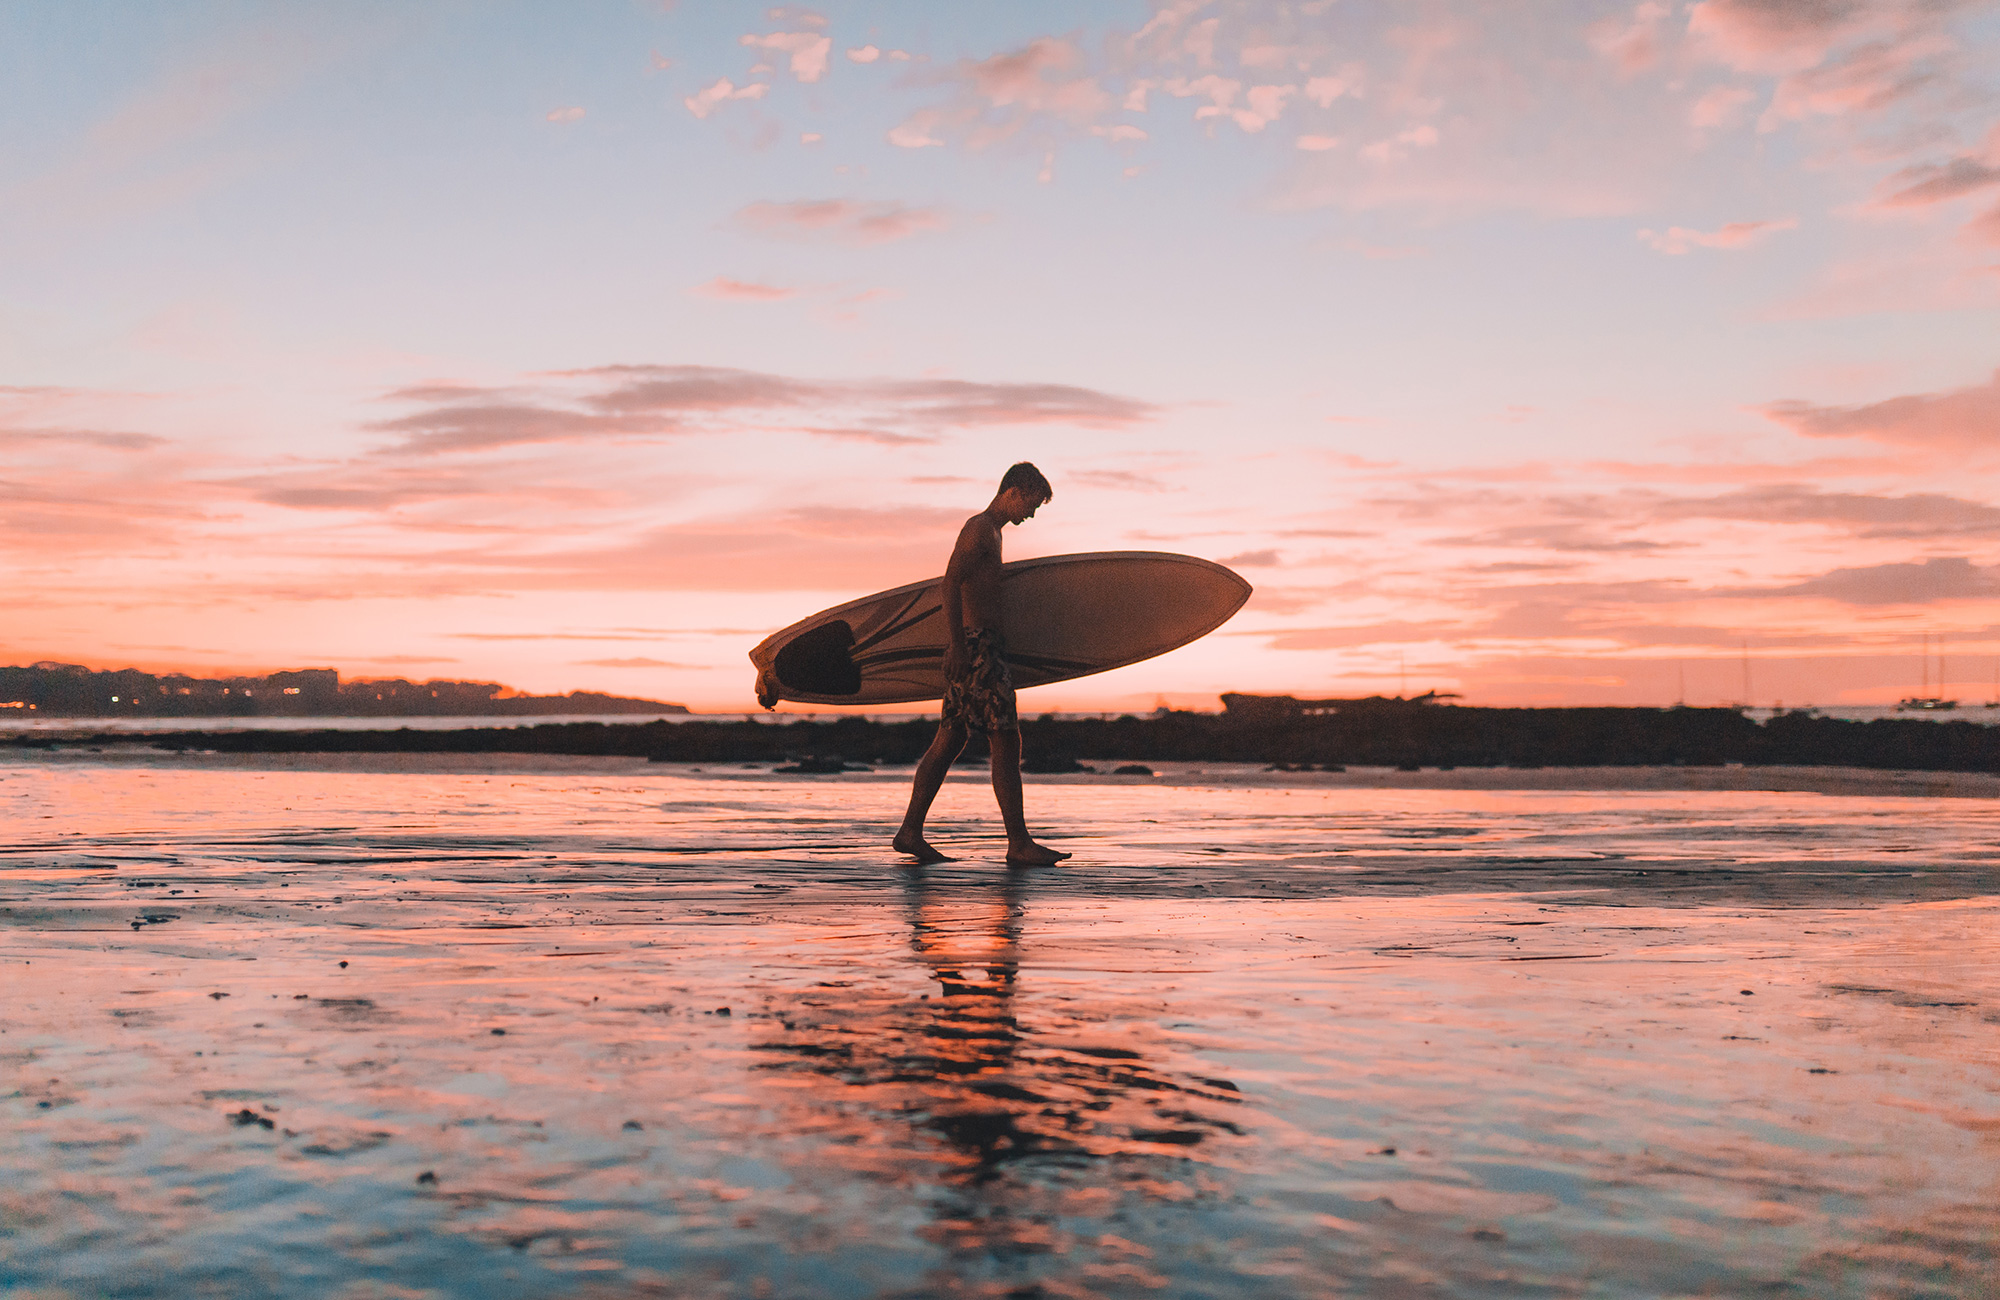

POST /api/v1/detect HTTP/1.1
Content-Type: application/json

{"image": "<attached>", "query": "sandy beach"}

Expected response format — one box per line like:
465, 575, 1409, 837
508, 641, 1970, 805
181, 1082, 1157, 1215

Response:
5, 752, 1998, 1298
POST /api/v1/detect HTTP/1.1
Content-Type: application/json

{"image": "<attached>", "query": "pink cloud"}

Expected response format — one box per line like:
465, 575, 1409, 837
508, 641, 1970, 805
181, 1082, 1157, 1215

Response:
1071, 468, 1170, 492
847, 45, 880, 64
1638, 217, 1797, 253
691, 276, 797, 301
740, 30, 831, 83
1874, 127, 2000, 245
1756, 555, 2000, 604
1302, 71, 1362, 107
887, 110, 946, 149
424, 505, 977, 593
1764, 369, 2000, 453
545, 106, 585, 123
1688, 85, 1757, 130
574, 656, 706, 669
1880, 153, 2000, 207
882, 37, 1115, 152
1589, 1, 1674, 74
1686, 0, 1873, 74
1360, 124, 1440, 163
1653, 485, 2000, 537
731, 198, 951, 244
363, 364, 1153, 456
684, 77, 768, 119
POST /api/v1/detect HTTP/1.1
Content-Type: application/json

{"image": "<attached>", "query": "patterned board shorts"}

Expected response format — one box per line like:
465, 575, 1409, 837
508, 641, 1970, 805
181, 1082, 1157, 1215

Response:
941, 628, 1018, 734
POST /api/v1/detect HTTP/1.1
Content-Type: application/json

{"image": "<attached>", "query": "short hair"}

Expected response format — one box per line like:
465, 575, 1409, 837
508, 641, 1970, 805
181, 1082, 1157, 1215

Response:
999, 461, 1053, 503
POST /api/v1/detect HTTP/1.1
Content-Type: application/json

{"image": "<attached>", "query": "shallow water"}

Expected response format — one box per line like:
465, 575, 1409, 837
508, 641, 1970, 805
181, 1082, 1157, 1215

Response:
5, 755, 1998, 1298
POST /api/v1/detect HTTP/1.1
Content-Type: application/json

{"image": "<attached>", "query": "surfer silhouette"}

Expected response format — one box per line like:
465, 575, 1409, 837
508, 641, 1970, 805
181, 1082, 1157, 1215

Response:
893, 463, 1072, 867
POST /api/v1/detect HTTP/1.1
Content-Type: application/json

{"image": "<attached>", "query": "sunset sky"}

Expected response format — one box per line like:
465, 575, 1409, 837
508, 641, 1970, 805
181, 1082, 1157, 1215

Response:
6, 0, 1999, 711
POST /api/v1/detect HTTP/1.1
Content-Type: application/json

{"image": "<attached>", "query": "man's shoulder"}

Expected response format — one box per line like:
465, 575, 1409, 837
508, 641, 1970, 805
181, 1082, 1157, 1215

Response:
957, 513, 999, 543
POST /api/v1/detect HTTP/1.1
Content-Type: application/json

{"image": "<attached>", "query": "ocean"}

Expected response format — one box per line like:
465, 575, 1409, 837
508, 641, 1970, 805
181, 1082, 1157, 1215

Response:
5, 751, 1997, 1298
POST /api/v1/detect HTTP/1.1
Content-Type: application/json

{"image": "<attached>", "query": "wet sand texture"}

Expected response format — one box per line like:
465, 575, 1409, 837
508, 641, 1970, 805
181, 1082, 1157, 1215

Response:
5, 756, 1999, 1298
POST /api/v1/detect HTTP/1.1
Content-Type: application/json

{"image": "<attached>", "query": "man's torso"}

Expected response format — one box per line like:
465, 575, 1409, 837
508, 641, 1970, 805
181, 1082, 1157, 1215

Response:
954, 514, 1004, 633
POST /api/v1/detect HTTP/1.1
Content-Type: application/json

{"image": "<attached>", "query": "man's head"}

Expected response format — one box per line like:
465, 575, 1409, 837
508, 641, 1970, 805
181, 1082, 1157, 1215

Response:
992, 461, 1053, 524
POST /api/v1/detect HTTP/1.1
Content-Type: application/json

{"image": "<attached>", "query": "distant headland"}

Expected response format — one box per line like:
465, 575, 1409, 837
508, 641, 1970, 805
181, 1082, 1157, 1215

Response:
0, 662, 688, 719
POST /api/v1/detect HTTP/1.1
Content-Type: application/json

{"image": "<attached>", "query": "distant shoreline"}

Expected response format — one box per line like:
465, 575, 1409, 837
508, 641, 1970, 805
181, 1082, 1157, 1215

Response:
8, 706, 2000, 777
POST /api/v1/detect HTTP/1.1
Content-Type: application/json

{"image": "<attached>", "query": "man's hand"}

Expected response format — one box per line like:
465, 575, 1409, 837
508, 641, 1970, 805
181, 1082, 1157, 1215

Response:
942, 639, 967, 679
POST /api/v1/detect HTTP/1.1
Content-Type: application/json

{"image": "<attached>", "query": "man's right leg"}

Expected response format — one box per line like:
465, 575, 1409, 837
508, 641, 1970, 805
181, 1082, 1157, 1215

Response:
893, 721, 968, 863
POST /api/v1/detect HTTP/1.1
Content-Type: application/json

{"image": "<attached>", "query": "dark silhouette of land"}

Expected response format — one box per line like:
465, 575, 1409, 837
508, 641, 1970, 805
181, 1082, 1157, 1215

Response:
0, 662, 687, 719
11, 693, 2000, 776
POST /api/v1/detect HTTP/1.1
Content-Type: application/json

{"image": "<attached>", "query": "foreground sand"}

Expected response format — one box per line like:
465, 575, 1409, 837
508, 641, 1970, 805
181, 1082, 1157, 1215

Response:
5, 755, 1998, 1298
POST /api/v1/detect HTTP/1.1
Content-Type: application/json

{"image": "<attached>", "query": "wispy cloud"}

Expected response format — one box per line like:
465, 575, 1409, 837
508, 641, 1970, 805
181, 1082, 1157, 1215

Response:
1764, 369, 2000, 454
363, 364, 1154, 456
1757, 555, 2000, 605
684, 77, 768, 119
691, 276, 797, 301
740, 28, 831, 83
730, 199, 952, 244
573, 656, 708, 668
1638, 218, 1798, 254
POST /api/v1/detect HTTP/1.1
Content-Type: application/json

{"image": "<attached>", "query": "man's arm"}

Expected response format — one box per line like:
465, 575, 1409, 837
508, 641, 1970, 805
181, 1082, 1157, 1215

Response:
940, 518, 988, 671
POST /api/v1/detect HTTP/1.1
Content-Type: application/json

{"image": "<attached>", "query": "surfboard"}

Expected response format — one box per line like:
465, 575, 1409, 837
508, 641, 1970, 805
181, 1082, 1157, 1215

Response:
749, 551, 1253, 707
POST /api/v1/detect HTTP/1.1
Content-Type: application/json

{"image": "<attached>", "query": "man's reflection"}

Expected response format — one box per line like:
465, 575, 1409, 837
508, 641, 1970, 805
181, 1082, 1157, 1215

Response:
749, 871, 1247, 1208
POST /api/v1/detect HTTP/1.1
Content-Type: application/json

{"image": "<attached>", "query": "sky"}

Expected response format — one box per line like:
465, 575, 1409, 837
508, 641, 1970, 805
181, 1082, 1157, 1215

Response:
5, 0, 2000, 712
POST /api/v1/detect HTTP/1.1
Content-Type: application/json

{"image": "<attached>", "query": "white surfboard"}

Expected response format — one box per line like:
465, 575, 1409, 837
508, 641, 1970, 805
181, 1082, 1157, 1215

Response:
749, 551, 1253, 707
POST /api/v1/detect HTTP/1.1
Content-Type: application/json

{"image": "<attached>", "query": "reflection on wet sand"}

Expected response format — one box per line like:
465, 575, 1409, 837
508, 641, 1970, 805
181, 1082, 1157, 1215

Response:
747, 876, 1248, 1285
4, 755, 1999, 1298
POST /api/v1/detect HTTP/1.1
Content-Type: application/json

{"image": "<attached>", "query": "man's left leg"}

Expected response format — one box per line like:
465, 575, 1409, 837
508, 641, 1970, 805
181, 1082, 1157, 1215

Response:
987, 728, 1070, 866
894, 721, 967, 863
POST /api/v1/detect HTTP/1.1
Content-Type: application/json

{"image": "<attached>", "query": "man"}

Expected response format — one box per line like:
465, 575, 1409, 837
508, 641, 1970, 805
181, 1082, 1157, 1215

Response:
892, 463, 1072, 866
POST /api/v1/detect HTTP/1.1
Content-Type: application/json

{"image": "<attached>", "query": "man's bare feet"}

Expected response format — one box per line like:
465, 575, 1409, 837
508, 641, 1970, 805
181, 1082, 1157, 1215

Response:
892, 832, 954, 864
1005, 840, 1071, 866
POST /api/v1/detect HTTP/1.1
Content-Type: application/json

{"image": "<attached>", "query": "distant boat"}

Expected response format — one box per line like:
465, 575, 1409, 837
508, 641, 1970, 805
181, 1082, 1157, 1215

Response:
1900, 634, 1957, 711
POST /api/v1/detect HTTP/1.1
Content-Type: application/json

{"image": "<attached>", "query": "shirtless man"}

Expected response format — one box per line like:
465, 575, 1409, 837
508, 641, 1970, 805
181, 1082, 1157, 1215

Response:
892, 463, 1072, 866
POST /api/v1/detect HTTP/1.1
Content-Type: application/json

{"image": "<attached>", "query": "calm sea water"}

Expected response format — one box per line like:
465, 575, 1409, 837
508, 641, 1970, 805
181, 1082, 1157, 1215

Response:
2, 704, 1998, 733
5, 753, 1997, 1298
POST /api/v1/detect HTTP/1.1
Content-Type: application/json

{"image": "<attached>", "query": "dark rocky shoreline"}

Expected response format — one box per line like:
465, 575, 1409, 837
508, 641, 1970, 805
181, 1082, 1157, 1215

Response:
11, 706, 2000, 775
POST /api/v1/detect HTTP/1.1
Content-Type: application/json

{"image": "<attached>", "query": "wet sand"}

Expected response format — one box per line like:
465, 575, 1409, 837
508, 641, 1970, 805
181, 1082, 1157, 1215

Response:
5, 754, 1998, 1297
